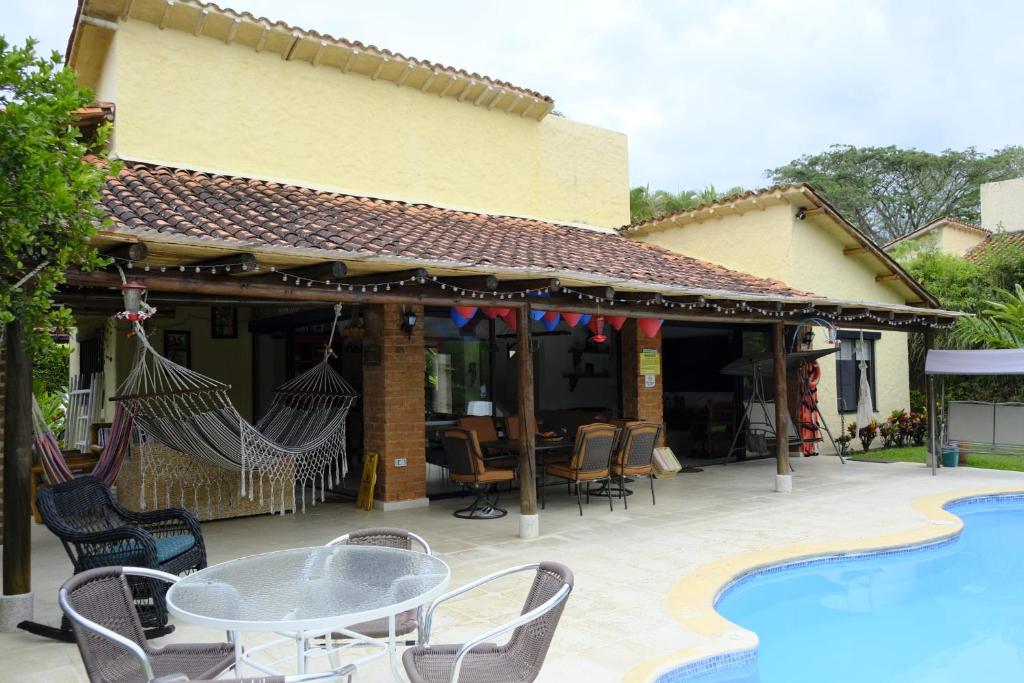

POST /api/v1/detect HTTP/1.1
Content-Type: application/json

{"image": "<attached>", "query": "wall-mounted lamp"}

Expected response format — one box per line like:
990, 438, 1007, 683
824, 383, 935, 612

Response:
801, 328, 815, 348
401, 308, 418, 339
795, 207, 807, 221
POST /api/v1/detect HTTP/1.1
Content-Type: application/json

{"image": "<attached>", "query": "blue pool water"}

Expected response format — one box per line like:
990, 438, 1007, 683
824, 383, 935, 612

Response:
667, 495, 1024, 683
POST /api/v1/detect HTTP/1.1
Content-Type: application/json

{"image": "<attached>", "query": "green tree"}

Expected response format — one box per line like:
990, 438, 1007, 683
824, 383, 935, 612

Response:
767, 145, 1024, 244
629, 184, 745, 223
898, 239, 1024, 405
955, 284, 1024, 350
0, 37, 115, 343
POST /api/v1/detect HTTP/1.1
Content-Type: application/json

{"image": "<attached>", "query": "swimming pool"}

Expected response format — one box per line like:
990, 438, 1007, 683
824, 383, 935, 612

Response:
663, 494, 1024, 683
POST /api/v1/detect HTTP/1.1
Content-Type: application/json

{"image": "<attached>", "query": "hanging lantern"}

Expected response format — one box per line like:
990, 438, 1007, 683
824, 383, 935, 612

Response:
541, 311, 561, 332
588, 315, 607, 344
638, 317, 664, 339
561, 312, 582, 327
605, 315, 627, 331
501, 309, 517, 332
117, 280, 151, 322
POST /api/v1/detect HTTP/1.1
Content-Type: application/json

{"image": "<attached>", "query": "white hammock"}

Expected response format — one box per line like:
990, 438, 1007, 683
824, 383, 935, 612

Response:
115, 313, 357, 514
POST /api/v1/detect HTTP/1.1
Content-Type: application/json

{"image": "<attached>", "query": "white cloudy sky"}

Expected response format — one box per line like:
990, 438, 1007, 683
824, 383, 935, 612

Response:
5, 0, 1024, 191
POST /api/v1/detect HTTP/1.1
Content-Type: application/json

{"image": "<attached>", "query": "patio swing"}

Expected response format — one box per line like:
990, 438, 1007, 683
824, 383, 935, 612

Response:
113, 276, 358, 514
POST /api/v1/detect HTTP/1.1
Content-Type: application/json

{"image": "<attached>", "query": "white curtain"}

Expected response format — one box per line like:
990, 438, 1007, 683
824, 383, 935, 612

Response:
856, 339, 874, 427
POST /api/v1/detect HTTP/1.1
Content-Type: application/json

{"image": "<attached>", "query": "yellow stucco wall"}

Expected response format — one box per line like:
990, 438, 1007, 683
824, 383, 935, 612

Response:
87, 20, 629, 229
94, 307, 254, 423
634, 204, 795, 284
939, 227, 987, 257
981, 177, 1024, 230
636, 208, 914, 447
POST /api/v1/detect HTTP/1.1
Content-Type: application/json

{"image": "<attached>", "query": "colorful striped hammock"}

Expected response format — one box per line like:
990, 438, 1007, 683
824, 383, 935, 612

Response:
32, 399, 135, 487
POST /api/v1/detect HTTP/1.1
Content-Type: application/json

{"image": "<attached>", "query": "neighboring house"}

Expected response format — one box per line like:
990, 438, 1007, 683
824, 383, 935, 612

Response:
980, 177, 1024, 231
884, 177, 1024, 260
622, 185, 938, 442
883, 217, 991, 258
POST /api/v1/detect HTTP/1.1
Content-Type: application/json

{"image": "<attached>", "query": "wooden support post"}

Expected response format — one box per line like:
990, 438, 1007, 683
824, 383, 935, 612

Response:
516, 305, 538, 537
3, 319, 33, 595
927, 374, 938, 476
922, 328, 934, 409
772, 322, 791, 489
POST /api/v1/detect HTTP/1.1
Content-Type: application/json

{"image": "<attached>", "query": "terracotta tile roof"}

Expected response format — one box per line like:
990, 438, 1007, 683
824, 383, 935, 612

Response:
70, 1, 552, 115
193, 0, 552, 101
96, 160, 806, 298
620, 184, 810, 233
965, 231, 1024, 262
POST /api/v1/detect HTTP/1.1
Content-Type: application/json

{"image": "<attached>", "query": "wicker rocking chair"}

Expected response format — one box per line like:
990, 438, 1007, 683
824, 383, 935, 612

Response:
25, 475, 206, 641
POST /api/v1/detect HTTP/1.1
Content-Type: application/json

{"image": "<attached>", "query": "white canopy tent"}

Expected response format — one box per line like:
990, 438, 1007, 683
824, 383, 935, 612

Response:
924, 349, 1024, 475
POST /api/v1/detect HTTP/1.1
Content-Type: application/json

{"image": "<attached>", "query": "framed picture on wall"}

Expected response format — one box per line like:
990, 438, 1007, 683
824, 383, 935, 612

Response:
211, 306, 238, 339
164, 330, 191, 368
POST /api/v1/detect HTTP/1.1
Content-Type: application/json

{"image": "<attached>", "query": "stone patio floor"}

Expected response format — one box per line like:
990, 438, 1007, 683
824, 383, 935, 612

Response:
4, 456, 1024, 682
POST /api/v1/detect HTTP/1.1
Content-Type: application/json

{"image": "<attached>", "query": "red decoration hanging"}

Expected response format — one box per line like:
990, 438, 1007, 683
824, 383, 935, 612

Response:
561, 312, 582, 327
501, 310, 517, 332
638, 317, 664, 339
455, 306, 478, 320
480, 306, 512, 320
588, 316, 607, 343
605, 315, 627, 331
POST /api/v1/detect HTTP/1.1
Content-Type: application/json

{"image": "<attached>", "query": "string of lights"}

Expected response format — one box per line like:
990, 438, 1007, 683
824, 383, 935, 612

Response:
104, 255, 957, 329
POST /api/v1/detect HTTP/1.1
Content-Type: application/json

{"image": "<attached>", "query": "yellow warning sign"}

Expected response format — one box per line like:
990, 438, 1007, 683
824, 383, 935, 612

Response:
356, 451, 379, 511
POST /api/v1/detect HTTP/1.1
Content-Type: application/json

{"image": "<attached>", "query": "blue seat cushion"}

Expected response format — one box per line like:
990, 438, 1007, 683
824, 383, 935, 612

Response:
154, 534, 196, 562
84, 534, 196, 568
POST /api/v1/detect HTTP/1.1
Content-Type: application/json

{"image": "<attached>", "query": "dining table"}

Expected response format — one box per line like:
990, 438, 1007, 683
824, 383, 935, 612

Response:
165, 544, 450, 681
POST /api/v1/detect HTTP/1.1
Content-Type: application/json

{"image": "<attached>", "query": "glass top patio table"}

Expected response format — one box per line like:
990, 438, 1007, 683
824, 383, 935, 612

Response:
165, 545, 451, 633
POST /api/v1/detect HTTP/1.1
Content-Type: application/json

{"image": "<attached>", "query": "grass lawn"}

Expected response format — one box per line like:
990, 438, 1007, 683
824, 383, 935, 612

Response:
851, 446, 1024, 473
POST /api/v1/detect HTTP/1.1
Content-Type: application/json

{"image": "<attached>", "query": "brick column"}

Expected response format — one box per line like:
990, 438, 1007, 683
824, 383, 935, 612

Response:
362, 304, 427, 509
620, 319, 664, 425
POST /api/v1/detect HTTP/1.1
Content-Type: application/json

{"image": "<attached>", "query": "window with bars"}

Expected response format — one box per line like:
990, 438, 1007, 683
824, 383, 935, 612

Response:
836, 331, 879, 413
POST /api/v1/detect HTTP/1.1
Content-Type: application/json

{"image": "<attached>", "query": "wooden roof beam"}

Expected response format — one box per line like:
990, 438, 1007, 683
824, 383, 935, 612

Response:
340, 268, 428, 286
496, 278, 560, 294
432, 274, 499, 292
617, 291, 663, 305
843, 246, 867, 256
195, 252, 258, 272
568, 286, 616, 301
104, 241, 149, 263
286, 261, 349, 282
875, 273, 900, 282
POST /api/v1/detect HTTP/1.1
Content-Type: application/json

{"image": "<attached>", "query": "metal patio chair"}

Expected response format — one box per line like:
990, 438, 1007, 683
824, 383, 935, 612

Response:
403, 562, 573, 683
60, 566, 355, 683
323, 528, 432, 646
610, 422, 663, 509
442, 428, 515, 519
541, 423, 619, 515
31, 475, 205, 639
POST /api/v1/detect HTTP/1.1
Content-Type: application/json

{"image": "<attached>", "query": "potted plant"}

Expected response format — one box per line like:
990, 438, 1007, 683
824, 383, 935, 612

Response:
858, 421, 879, 451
